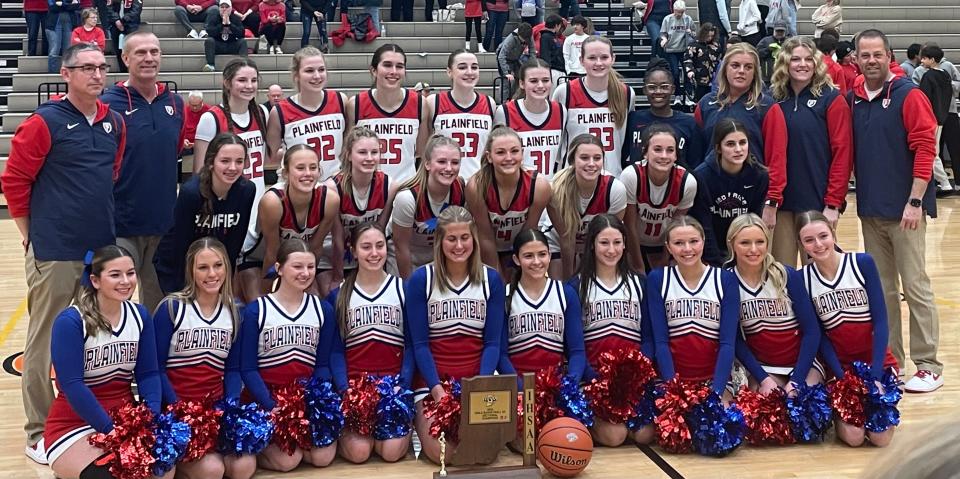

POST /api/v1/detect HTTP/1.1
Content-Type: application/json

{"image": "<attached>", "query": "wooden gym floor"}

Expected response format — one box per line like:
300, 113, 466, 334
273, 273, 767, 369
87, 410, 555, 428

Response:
0, 195, 957, 479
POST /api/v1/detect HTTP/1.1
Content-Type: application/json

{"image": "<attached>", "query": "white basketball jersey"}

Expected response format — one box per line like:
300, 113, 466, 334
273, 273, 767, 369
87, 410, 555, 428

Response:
660, 266, 724, 340
279, 93, 347, 182
507, 279, 567, 357
432, 92, 495, 180
582, 274, 645, 344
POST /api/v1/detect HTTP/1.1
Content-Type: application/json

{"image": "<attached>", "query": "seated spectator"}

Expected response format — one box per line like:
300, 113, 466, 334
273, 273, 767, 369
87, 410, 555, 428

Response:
175, 0, 217, 38
258, 0, 286, 53
96, 0, 142, 73
538, 14, 565, 84
202, 0, 246, 72
71, 8, 105, 50
183, 90, 211, 155
231, 0, 262, 39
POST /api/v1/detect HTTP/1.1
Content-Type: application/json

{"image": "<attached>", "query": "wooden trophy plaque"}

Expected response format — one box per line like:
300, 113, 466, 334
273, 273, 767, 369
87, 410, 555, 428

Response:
433, 373, 540, 478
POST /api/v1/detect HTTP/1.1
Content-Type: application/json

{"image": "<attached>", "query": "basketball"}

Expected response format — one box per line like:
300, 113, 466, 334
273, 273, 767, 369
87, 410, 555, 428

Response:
537, 417, 593, 477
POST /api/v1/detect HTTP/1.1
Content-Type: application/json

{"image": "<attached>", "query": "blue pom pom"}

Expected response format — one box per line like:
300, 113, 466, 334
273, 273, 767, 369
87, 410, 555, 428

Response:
302, 377, 345, 447
556, 376, 594, 428
374, 375, 416, 440
216, 397, 274, 455
152, 412, 191, 476
688, 392, 744, 457
786, 382, 833, 443
864, 369, 902, 433
627, 382, 660, 431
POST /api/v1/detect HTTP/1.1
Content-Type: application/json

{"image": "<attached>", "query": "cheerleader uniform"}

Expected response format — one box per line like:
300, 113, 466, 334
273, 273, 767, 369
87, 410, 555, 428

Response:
553, 77, 636, 176
620, 162, 697, 271
390, 178, 467, 268
155, 299, 241, 404
333, 170, 391, 269
733, 267, 822, 386
543, 174, 627, 257
575, 273, 651, 375
239, 293, 336, 410
498, 279, 586, 382
647, 265, 739, 393
45, 302, 161, 465
326, 274, 413, 390
486, 169, 539, 255
276, 92, 348, 181
495, 100, 566, 181
354, 89, 421, 183
405, 264, 505, 400
432, 92, 496, 180
801, 252, 898, 379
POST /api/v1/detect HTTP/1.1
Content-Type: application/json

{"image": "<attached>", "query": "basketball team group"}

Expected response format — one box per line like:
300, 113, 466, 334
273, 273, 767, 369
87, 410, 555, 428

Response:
1, 18, 946, 478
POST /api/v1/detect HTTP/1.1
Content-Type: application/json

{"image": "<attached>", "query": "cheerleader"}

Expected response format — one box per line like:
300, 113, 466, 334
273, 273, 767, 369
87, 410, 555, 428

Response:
154, 133, 257, 295
768, 37, 853, 266
327, 223, 412, 463
494, 59, 567, 180
647, 216, 739, 398
574, 214, 652, 447
546, 134, 627, 279
347, 43, 430, 184
622, 60, 704, 170
255, 145, 340, 295
694, 43, 787, 230
466, 125, 562, 276
238, 238, 338, 470
622, 124, 698, 272
796, 211, 898, 447
428, 49, 496, 180
154, 238, 256, 479
405, 206, 505, 464
392, 135, 466, 279
725, 214, 822, 395
45, 245, 168, 479
265, 46, 349, 182
689, 118, 769, 266
552, 36, 636, 176
325, 127, 399, 280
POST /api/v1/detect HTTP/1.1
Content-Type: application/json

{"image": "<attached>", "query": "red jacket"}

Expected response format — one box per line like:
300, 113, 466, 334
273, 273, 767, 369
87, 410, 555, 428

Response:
71, 26, 106, 51
258, 1, 285, 28
823, 55, 847, 97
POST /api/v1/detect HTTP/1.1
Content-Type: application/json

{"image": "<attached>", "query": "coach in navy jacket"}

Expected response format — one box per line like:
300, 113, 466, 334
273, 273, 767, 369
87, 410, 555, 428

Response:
0, 44, 126, 457
101, 31, 185, 312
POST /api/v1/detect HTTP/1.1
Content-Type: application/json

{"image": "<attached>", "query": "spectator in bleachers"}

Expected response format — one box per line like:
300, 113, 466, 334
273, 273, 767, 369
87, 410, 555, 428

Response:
71, 8, 105, 50
482, 0, 510, 52
914, 44, 956, 196
695, 0, 731, 51
392, 0, 413, 22
203, 0, 246, 72
183, 91, 211, 155
539, 14, 565, 83
684, 22, 720, 102
263, 83, 284, 110
96, 0, 143, 73
174, 0, 217, 38
516, 0, 540, 26
496, 23, 533, 93
737, 0, 762, 46
765, 0, 796, 37
464, 0, 485, 52
658, 1, 695, 95
426, 0, 447, 22
810, 0, 841, 39
365, 0, 383, 33
101, 31, 185, 312
836, 40, 857, 92
757, 21, 786, 84
284, 0, 297, 21
900, 43, 922, 78
230, 0, 262, 40
816, 34, 847, 96
300, 0, 331, 51
2, 43, 127, 465
641, 0, 672, 59
258, 0, 287, 53
45, 0, 80, 72
563, 15, 588, 78
24, 0, 48, 57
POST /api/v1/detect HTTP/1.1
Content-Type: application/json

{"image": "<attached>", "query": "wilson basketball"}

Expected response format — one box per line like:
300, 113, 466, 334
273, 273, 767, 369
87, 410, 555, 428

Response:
537, 417, 593, 477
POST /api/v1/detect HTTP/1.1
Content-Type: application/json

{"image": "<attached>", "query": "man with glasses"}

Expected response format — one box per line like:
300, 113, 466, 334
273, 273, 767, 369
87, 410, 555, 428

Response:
101, 31, 184, 312
1, 43, 126, 465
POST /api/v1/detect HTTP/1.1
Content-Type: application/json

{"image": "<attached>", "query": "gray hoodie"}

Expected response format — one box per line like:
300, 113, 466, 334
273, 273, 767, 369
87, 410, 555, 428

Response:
659, 13, 695, 53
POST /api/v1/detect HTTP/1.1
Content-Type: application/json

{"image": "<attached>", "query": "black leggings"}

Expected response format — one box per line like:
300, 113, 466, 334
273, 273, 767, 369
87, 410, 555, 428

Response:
465, 17, 481, 42
261, 22, 286, 45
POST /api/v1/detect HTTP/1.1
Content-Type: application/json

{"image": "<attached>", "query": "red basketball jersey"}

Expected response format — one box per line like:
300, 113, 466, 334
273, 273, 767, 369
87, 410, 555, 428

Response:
268, 185, 328, 243
633, 163, 690, 247
485, 169, 538, 252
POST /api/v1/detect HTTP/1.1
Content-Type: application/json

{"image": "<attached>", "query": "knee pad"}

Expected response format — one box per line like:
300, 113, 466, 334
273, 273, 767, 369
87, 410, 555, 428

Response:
79, 453, 115, 479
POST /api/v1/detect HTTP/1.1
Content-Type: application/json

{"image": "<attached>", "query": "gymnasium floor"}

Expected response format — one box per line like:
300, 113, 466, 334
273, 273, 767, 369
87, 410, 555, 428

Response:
0, 195, 957, 479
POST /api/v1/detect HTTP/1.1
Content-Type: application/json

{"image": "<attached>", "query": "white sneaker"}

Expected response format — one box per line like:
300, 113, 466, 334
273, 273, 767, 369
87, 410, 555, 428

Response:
904, 370, 944, 393
257, 35, 268, 53
466, 40, 471, 50
274, 45, 283, 54
478, 43, 486, 53
202, 64, 216, 72
25, 439, 47, 465
199, 29, 208, 38
187, 29, 200, 39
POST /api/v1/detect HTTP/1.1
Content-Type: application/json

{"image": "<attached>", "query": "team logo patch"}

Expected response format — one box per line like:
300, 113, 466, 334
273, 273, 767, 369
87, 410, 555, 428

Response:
103, 122, 112, 133
3, 351, 56, 379
807, 99, 817, 108
165, 105, 174, 116
882, 99, 891, 109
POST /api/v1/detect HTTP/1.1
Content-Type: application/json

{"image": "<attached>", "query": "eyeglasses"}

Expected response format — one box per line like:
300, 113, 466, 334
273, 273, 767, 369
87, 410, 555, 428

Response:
645, 83, 674, 93
64, 64, 111, 75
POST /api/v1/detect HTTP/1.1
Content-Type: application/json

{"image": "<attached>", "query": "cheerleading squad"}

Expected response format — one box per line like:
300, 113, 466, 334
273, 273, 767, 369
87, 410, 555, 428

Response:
12, 27, 937, 479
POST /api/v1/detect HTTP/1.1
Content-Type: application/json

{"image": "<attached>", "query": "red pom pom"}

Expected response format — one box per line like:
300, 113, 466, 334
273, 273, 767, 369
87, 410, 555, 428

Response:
654, 378, 710, 453
88, 403, 157, 479
271, 382, 312, 454
342, 375, 379, 436
422, 380, 462, 444
735, 387, 794, 446
828, 371, 867, 427
168, 397, 223, 461
585, 349, 657, 424
516, 366, 566, 437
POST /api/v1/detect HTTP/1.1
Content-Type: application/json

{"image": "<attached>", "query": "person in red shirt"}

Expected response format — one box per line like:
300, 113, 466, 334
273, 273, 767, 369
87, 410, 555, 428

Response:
182, 90, 211, 156
23, 0, 48, 56
71, 8, 106, 50
258, 0, 286, 53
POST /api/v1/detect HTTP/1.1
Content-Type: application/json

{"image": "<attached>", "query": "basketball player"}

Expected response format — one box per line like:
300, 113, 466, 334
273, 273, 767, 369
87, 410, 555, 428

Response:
622, 124, 698, 272
154, 238, 256, 479
494, 59, 567, 181
347, 44, 429, 184
405, 206, 505, 465
265, 46, 349, 182
427, 50, 496, 180
238, 238, 338, 470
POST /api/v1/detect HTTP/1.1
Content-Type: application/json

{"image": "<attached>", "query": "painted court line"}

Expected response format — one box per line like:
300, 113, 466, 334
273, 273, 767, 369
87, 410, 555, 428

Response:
0, 298, 27, 348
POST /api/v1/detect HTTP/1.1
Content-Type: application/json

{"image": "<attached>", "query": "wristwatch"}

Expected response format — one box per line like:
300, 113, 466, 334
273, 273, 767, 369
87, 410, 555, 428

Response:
764, 199, 781, 208
909, 198, 923, 208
